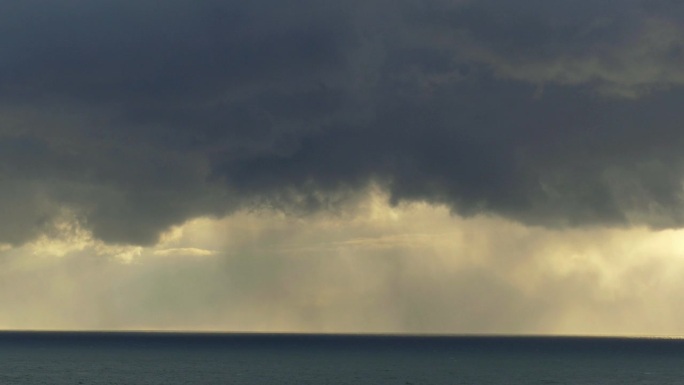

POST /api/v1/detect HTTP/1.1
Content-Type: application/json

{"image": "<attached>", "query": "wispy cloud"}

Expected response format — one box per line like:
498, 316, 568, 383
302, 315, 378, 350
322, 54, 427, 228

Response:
152, 248, 217, 258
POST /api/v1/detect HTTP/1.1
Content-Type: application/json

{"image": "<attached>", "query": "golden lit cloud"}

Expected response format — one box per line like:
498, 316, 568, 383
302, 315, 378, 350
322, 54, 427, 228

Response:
152, 248, 217, 258
2, 188, 684, 335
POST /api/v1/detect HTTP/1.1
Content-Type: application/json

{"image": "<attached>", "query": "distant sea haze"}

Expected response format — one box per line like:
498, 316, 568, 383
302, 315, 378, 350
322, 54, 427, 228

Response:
1, 332, 683, 384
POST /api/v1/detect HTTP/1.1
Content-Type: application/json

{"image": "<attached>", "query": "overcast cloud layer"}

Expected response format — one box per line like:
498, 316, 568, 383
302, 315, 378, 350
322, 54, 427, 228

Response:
2, 0, 684, 246
5, 0, 684, 335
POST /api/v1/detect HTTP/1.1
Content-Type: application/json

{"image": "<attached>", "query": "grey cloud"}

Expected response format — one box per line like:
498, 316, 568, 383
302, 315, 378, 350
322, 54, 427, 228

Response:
2, 0, 684, 245
415, 0, 684, 95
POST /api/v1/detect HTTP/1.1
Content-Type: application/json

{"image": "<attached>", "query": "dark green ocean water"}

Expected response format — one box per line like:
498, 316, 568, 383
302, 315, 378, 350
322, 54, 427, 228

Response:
1, 332, 683, 384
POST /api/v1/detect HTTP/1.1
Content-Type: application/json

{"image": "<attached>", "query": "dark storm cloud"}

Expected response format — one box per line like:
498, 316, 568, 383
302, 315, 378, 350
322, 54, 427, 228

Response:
2, 0, 684, 245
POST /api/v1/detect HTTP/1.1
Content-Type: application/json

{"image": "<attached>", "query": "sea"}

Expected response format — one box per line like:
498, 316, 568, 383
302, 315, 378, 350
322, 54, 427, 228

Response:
1, 332, 683, 384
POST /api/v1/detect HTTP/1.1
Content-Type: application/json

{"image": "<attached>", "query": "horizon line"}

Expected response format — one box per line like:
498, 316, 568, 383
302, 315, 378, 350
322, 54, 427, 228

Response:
1, 330, 683, 339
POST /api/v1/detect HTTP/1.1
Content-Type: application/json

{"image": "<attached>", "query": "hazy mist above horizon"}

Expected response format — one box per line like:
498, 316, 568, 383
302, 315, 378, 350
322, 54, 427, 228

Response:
2, 0, 684, 335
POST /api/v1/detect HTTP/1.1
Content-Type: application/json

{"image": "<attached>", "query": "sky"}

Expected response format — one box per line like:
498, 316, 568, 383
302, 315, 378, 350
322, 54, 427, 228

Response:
2, 0, 684, 335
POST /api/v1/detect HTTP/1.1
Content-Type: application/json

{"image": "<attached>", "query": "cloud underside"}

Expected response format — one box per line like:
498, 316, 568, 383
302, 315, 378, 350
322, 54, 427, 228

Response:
2, 0, 684, 246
